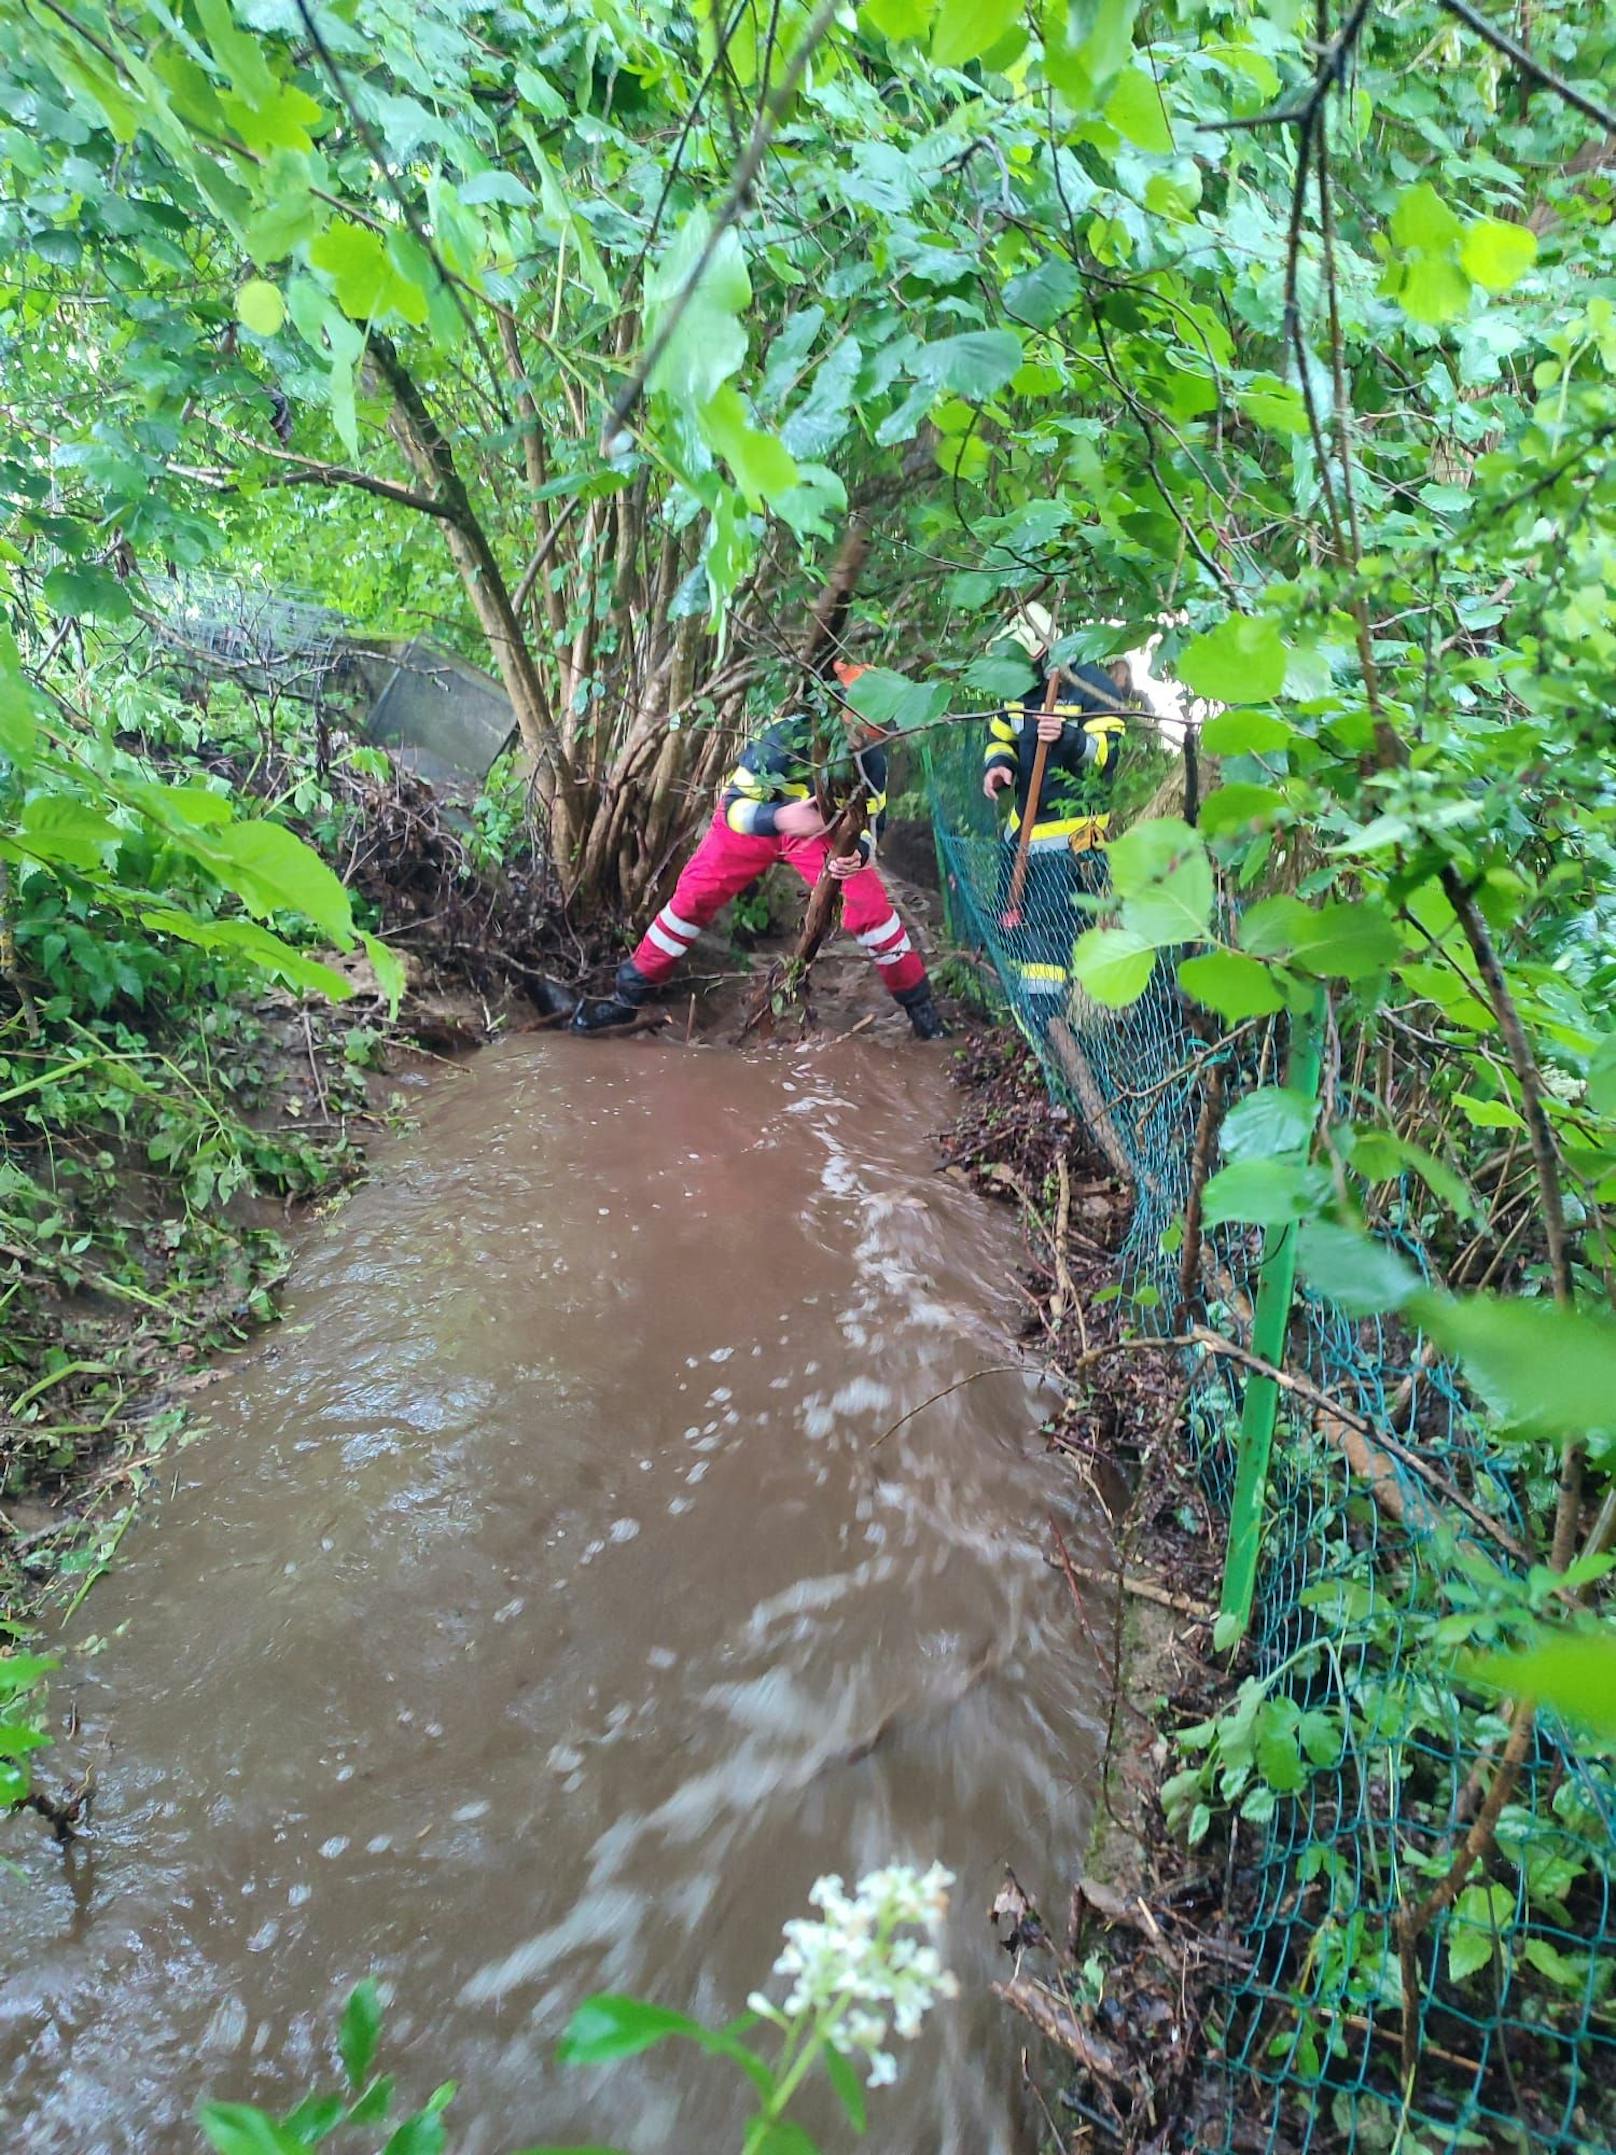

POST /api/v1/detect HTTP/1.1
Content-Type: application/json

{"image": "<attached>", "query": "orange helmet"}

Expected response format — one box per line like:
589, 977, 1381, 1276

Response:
832, 659, 869, 687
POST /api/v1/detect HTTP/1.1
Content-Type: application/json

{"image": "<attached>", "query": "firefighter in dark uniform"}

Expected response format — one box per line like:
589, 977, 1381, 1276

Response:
981, 606, 1130, 1026
572, 663, 945, 1037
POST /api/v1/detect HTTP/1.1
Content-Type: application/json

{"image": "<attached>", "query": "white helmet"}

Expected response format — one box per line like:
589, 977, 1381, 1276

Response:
1002, 600, 1057, 659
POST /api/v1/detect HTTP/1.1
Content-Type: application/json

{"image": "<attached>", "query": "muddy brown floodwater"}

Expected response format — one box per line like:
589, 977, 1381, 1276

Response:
1, 1027, 1110, 2155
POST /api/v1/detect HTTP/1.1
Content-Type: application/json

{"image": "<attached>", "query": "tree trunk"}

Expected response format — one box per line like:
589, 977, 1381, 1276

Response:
367, 334, 584, 857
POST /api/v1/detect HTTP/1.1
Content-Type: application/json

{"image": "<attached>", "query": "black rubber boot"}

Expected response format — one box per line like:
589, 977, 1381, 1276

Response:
570, 959, 651, 1035
896, 981, 948, 1040
528, 976, 578, 1021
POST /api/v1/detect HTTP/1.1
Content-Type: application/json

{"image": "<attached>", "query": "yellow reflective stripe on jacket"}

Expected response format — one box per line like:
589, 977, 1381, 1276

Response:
1083, 716, 1124, 772
984, 713, 1019, 770
1005, 810, 1112, 846
724, 765, 811, 833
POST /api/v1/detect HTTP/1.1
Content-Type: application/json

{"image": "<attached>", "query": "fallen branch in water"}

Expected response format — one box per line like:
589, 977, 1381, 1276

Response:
994, 1973, 1136, 2092
867, 1363, 1031, 1452
1044, 1550, 1213, 1622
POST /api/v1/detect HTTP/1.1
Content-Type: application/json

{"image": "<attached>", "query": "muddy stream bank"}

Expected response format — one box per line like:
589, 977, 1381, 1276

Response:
2, 1024, 1110, 2153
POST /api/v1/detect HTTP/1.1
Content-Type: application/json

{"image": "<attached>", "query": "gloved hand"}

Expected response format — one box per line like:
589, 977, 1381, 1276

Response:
982, 766, 1013, 802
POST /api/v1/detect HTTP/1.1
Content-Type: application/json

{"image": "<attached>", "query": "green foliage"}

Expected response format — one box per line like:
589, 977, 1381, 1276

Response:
1474, 1631, 1616, 1744
198, 1981, 455, 2155
5, 0, 1616, 2131
0, 1647, 53, 1809
203, 1869, 957, 2154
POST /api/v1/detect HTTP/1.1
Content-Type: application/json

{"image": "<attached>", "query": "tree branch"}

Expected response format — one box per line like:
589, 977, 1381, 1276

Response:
1435, 0, 1616, 132
603, 0, 842, 445
209, 426, 457, 518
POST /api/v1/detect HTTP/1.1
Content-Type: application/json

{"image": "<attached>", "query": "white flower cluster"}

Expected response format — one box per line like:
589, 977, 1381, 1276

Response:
750, 1863, 959, 2088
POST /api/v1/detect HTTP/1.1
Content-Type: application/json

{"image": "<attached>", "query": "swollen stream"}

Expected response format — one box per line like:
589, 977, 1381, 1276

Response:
2, 1029, 1109, 2153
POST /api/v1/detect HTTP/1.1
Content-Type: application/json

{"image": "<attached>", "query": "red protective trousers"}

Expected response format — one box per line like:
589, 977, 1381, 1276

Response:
632, 811, 927, 998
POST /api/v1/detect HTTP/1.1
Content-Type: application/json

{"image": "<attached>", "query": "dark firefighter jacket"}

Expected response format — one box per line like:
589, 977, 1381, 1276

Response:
982, 662, 1127, 846
720, 714, 888, 864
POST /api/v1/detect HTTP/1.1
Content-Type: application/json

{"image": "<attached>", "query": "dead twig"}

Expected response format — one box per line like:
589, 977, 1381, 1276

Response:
867, 1364, 1030, 1452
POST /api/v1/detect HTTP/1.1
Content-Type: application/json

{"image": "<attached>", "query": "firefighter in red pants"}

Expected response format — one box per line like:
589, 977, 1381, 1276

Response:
571, 664, 946, 1037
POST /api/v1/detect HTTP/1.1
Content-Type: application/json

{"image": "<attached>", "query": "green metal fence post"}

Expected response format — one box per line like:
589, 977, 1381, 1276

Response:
1218, 987, 1326, 1634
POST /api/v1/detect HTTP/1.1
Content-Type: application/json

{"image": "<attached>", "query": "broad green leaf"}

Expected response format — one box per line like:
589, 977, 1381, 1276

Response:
309, 221, 427, 326
237, 279, 285, 336
344, 2077, 395, 2128
822, 2038, 868, 2130
197, 2105, 309, 2155
914, 330, 1023, 399
1003, 258, 1080, 328
1069, 926, 1156, 1006
1074, 0, 1140, 89
1221, 1086, 1316, 1162
1588, 1039, 1616, 1120
1238, 896, 1401, 980
1198, 783, 1285, 839
1256, 1711, 1305, 1794
195, 0, 275, 104
1178, 616, 1286, 703
210, 821, 355, 938
1454, 1093, 1524, 1131
17, 794, 122, 872
141, 911, 356, 1001
1297, 1221, 1420, 1317
1236, 377, 1310, 437
1298, 1709, 1342, 1767
1105, 67, 1173, 154
558, 1995, 712, 2066
554, 1993, 770, 2095
340, 1979, 383, 2093
862, 0, 935, 37
283, 2092, 346, 2141
747, 2125, 819, 2155
360, 934, 406, 1020
1522, 1936, 1586, 1989
1390, 182, 1462, 252
1394, 960, 1494, 1033
1201, 1157, 1329, 1229
699, 386, 799, 511
1105, 816, 1212, 944
381, 2114, 447, 2155
1448, 1883, 1512, 1984
1473, 1631, 1616, 1743
1200, 710, 1294, 756
0, 1653, 55, 1693
930, 0, 1018, 69
129, 780, 240, 833
457, 170, 535, 208
845, 669, 950, 735
1411, 1291, 1616, 1450
1382, 1136, 1479, 1222
646, 214, 751, 407
0, 628, 39, 762
42, 562, 132, 623
1459, 217, 1536, 294
1394, 252, 1472, 326
1144, 165, 1201, 220
1177, 950, 1286, 1020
